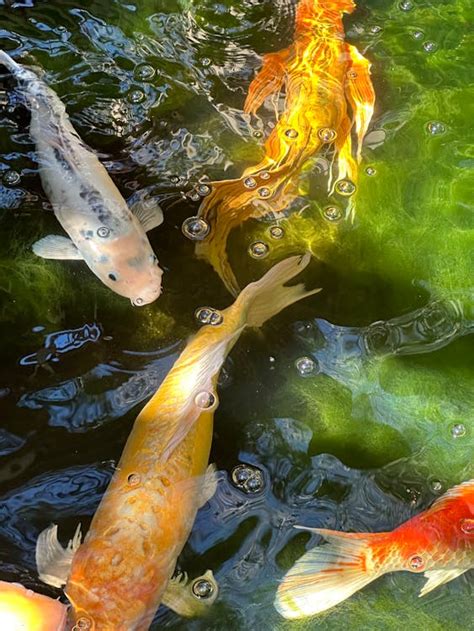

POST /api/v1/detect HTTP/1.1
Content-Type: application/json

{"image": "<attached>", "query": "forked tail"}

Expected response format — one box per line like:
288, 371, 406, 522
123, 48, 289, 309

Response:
274, 526, 387, 619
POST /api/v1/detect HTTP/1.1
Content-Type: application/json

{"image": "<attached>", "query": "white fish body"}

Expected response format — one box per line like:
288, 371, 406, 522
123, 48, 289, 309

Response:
0, 50, 163, 305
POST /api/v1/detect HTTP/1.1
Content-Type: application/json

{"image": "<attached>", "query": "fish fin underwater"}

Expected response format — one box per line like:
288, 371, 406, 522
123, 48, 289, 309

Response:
274, 526, 384, 619
419, 568, 468, 597
199, 463, 219, 507
130, 194, 164, 232
32, 235, 84, 260
161, 569, 219, 617
36, 523, 82, 588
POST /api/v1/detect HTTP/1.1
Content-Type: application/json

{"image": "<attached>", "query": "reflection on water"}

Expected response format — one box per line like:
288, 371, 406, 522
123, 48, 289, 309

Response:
20, 323, 102, 367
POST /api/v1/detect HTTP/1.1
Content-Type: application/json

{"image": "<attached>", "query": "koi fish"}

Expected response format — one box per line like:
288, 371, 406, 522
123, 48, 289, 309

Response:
275, 479, 474, 619
193, 0, 375, 295
36, 254, 320, 630
0, 50, 163, 306
0, 579, 67, 630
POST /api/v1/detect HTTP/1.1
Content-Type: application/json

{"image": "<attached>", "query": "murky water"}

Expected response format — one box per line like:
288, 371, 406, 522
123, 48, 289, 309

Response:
0, 1, 472, 629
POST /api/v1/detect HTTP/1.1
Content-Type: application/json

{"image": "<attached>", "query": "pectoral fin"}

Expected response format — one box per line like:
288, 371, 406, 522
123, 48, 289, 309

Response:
162, 569, 218, 617
419, 568, 467, 597
32, 235, 83, 260
35, 523, 82, 588
199, 464, 218, 507
131, 196, 164, 232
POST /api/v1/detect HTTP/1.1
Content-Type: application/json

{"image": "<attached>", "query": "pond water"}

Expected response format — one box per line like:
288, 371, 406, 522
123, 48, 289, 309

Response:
0, 0, 472, 629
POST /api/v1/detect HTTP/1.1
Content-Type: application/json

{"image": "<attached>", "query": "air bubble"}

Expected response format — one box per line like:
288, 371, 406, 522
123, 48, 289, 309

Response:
253, 131, 263, 139
243, 176, 257, 189
259, 171, 270, 180
460, 518, 474, 534
195, 391, 217, 410
201, 57, 212, 67
369, 25, 382, 34
192, 578, 215, 599
430, 479, 443, 492
411, 30, 424, 40
127, 473, 141, 487
423, 41, 437, 53
268, 226, 284, 240
318, 128, 337, 143
75, 618, 92, 630
128, 89, 146, 104
451, 423, 466, 438
366, 166, 376, 176
170, 175, 180, 184
426, 121, 446, 136
323, 206, 342, 222
399, 0, 413, 10
408, 555, 424, 571
197, 184, 212, 196
258, 187, 271, 198
248, 241, 269, 259
3, 170, 21, 186
335, 179, 357, 196
187, 192, 200, 202
295, 356, 318, 377
347, 70, 358, 80
134, 64, 156, 81
182, 216, 210, 241
97, 226, 110, 238
285, 128, 298, 139
195, 307, 223, 326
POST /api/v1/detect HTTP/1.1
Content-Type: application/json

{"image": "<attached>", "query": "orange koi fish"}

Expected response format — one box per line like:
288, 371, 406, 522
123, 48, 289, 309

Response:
191, 0, 375, 295
275, 479, 474, 619
0, 580, 67, 630
36, 254, 319, 630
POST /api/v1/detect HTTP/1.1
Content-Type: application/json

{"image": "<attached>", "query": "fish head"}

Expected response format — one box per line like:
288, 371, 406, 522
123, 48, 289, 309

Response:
91, 231, 163, 305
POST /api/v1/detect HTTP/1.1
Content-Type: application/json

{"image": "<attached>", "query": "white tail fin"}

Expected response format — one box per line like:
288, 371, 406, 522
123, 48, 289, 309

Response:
36, 523, 82, 588
274, 527, 386, 619
236, 253, 321, 328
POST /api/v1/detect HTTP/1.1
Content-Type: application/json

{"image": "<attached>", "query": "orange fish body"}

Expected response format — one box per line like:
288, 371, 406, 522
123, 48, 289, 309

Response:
275, 480, 474, 618
36, 254, 319, 630
195, 0, 375, 294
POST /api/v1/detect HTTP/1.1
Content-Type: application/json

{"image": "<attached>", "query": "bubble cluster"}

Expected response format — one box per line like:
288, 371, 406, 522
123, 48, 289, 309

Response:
451, 423, 466, 438
323, 206, 342, 222
192, 578, 215, 599
335, 179, 356, 196
268, 225, 284, 240
195, 391, 217, 410
195, 307, 223, 326
3, 170, 21, 186
426, 121, 446, 136
248, 241, 269, 259
318, 127, 337, 143
182, 216, 210, 241
295, 356, 319, 377
231, 464, 265, 494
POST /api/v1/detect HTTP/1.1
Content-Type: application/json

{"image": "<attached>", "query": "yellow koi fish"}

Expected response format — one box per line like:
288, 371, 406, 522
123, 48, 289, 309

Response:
189, 0, 375, 295
36, 254, 320, 630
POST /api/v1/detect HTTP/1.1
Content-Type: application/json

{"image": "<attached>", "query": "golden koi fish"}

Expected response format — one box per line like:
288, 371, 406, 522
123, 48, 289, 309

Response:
190, 0, 375, 295
0, 50, 163, 306
36, 254, 320, 630
275, 479, 474, 618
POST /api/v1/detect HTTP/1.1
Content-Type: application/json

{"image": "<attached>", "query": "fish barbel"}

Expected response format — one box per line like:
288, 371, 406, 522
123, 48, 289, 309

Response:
275, 479, 474, 619
0, 580, 67, 630
36, 254, 320, 630
0, 50, 163, 306
194, 0, 375, 295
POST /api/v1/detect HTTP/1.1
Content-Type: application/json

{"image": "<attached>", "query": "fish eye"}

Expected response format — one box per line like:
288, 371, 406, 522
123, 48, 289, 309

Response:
108, 273, 118, 281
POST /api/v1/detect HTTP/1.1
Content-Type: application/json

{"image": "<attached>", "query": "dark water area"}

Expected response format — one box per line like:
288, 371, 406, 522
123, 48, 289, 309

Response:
0, 1, 472, 629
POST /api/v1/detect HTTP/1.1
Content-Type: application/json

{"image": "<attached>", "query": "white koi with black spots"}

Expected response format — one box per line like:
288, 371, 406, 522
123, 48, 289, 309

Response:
0, 50, 163, 305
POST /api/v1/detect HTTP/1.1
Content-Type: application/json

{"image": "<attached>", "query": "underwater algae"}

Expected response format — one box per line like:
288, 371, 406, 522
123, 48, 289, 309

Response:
0, 0, 472, 630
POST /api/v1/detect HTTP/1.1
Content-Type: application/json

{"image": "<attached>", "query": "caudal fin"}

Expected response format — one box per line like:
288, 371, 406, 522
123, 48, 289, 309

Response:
274, 527, 386, 619
236, 253, 320, 328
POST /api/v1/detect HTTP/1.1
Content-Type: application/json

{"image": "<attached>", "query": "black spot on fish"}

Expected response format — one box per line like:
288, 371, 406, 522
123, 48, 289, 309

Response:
53, 147, 73, 173
80, 229, 94, 240
98, 255, 109, 264
79, 186, 111, 224
108, 273, 118, 282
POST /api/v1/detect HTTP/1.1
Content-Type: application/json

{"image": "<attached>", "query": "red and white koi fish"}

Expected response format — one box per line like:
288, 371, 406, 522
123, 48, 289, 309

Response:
0, 50, 163, 306
275, 479, 474, 618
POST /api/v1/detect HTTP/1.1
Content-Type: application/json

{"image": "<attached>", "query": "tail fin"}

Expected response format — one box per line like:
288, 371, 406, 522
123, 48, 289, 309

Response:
236, 253, 320, 328
0, 50, 22, 74
274, 527, 386, 619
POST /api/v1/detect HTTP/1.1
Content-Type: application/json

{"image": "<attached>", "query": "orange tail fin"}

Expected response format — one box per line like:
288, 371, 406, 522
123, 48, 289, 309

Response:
274, 527, 387, 619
